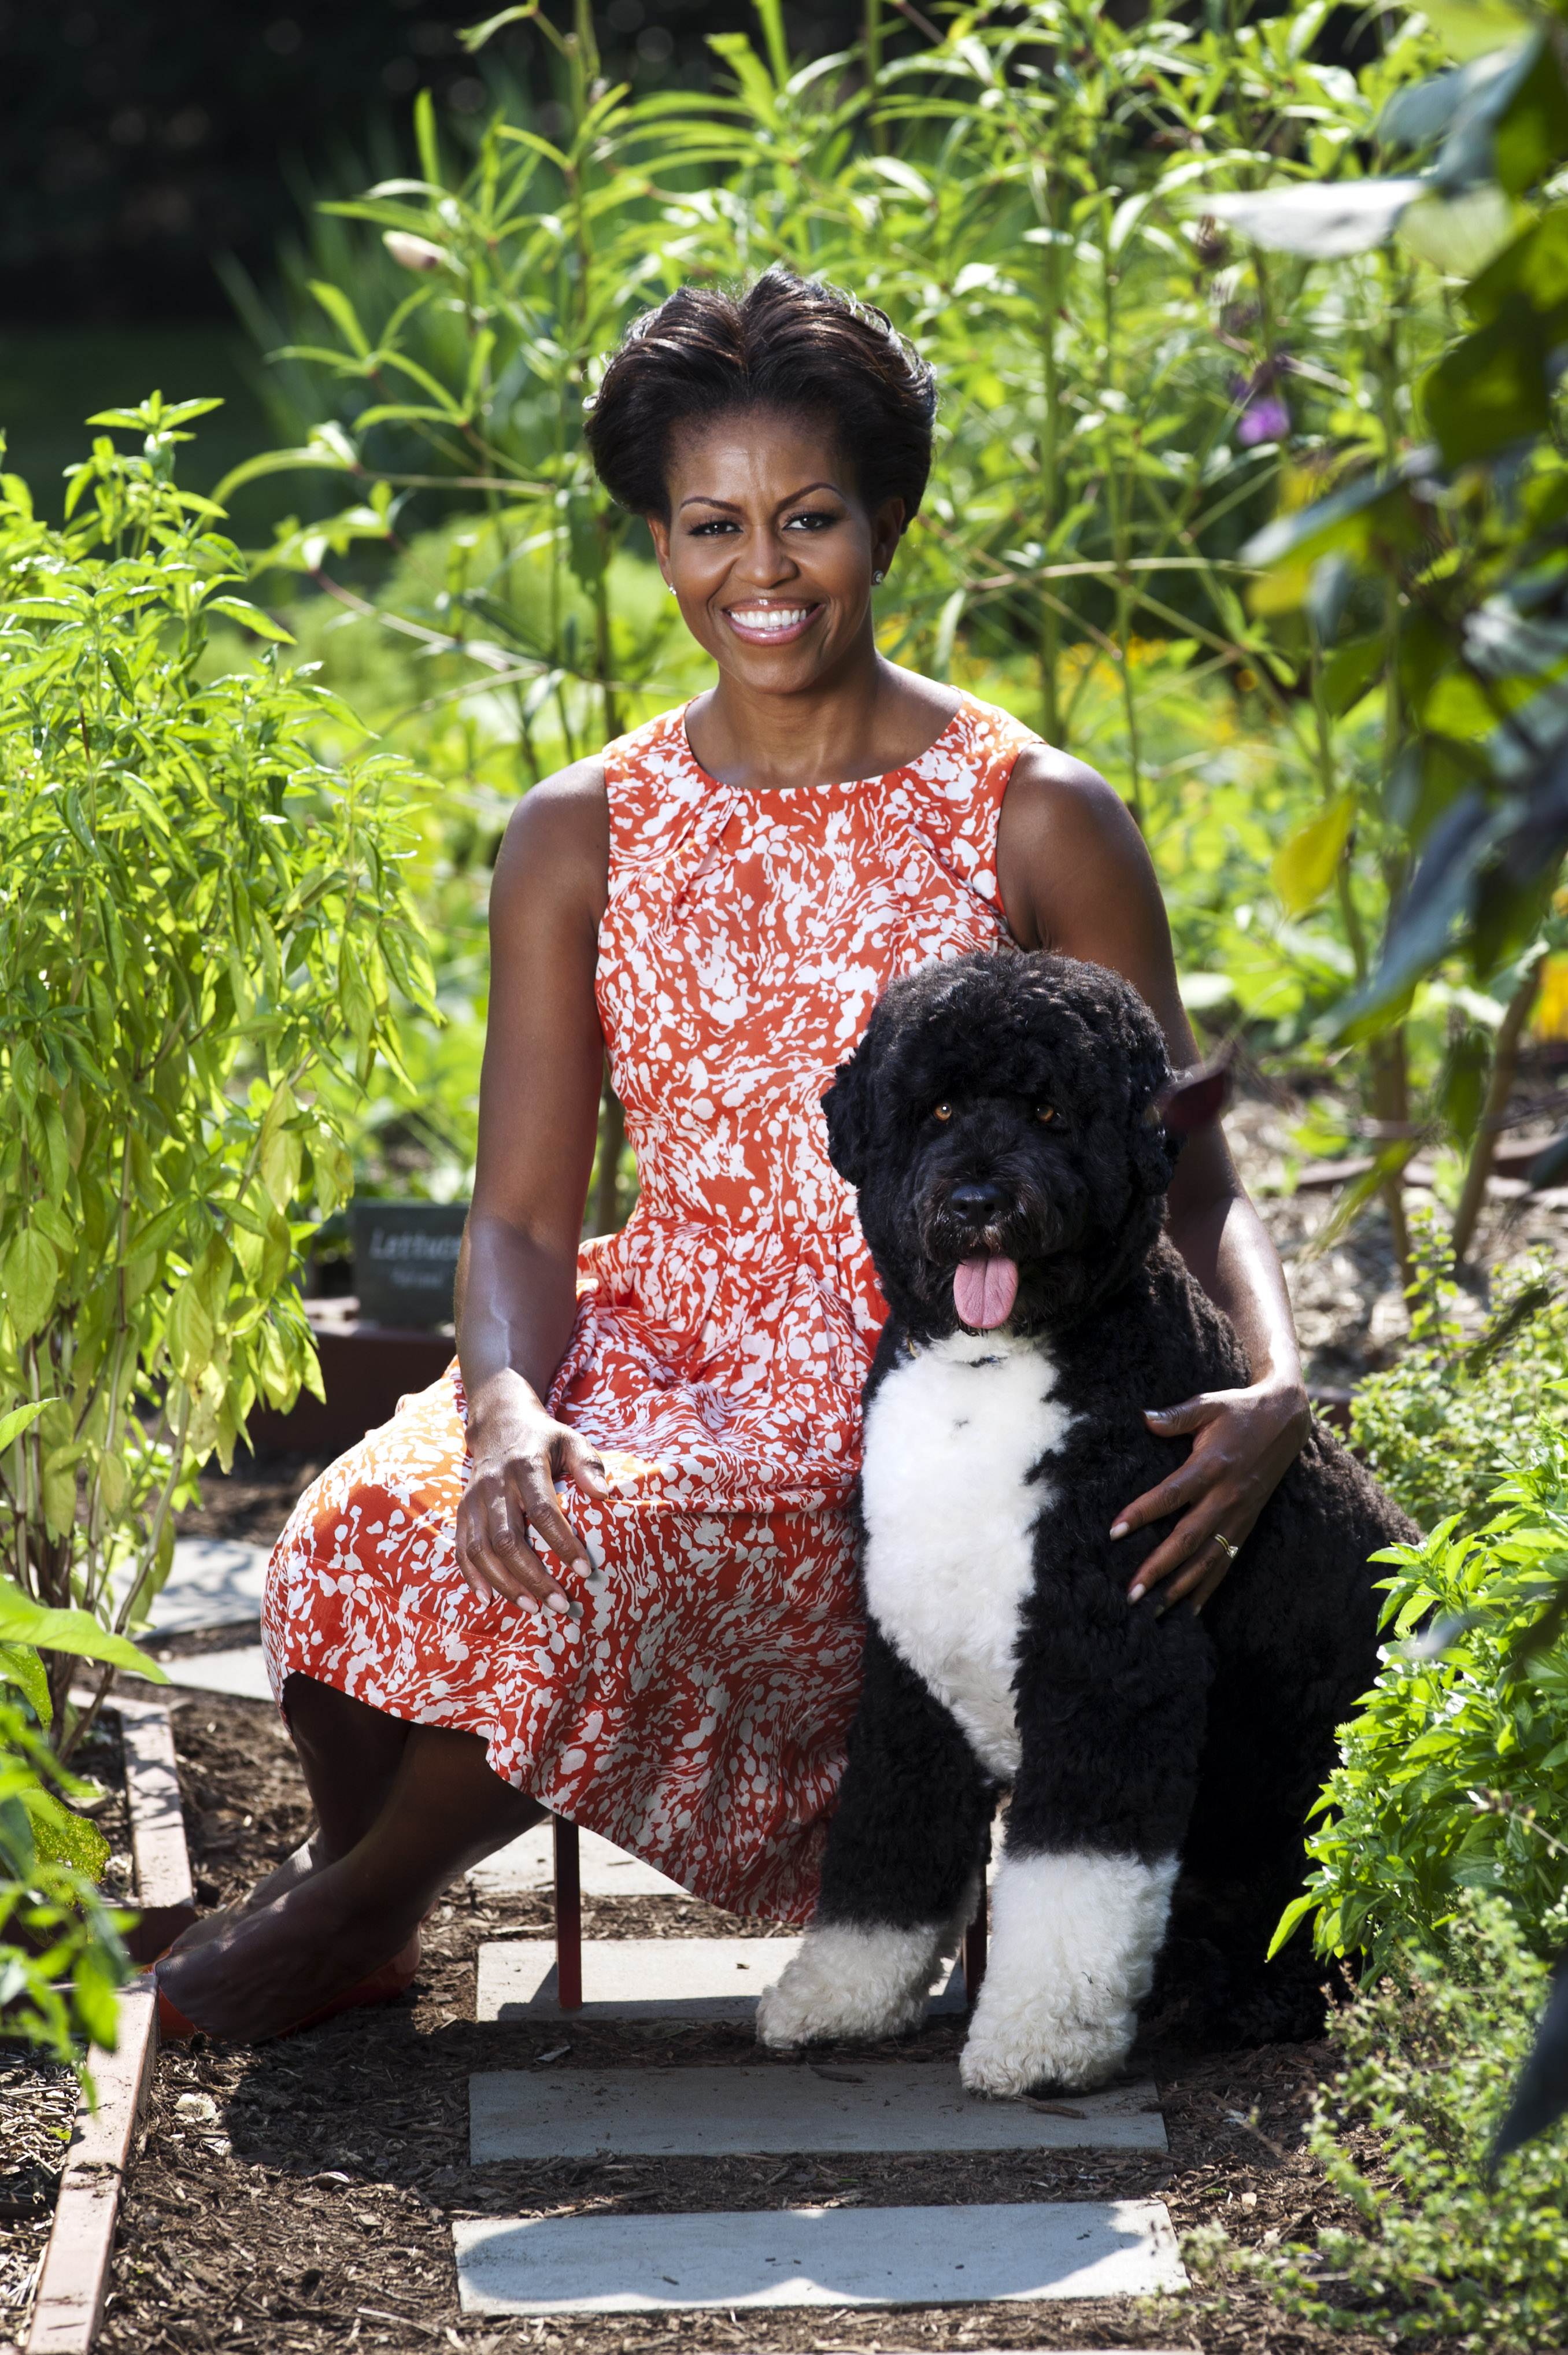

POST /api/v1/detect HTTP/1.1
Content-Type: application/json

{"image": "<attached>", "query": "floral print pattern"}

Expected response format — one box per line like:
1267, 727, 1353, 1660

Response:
263, 692, 1037, 1920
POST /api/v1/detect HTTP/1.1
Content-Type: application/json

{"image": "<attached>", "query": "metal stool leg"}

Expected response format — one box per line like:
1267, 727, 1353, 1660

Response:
963, 1899, 987, 2003
553, 1814, 582, 2012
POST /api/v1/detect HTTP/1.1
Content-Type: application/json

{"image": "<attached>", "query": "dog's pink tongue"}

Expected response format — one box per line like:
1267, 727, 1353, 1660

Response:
953, 1255, 1019, 1330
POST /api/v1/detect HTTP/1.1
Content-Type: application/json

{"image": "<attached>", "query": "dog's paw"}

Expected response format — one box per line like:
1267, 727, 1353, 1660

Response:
959, 2009, 1129, 2098
755, 1923, 941, 2050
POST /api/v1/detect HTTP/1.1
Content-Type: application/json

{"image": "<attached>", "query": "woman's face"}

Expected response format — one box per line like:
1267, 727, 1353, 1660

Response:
646, 408, 904, 696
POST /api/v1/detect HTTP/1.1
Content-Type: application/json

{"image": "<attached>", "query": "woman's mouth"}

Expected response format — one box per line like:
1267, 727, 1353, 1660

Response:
723, 602, 821, 646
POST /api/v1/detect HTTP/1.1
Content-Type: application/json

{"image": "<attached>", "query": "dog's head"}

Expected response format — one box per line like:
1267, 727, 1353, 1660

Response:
823, 951, 1185, 1340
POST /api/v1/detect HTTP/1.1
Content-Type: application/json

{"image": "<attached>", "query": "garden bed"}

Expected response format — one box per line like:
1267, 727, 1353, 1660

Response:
75, 1687, 1425, 2355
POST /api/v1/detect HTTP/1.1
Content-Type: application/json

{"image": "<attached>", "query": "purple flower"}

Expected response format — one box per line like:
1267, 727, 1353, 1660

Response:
1238, 394, 1292, 446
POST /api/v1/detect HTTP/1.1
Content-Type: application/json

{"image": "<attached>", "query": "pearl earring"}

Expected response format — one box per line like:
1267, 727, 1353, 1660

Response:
665, 581, 676, 596
872, 568, 885, 583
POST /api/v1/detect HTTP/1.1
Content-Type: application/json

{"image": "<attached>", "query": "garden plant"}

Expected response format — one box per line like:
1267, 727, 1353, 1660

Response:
0, 398, 435, 1740
1, 1400, 165, 2069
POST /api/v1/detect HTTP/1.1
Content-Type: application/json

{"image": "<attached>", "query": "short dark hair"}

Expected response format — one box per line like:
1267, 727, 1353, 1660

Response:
583, 266, 937, 528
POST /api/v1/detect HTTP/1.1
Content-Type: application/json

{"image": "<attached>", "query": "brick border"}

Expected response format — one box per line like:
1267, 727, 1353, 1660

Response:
24, 1981, 158, 2355
27, 1692, 197, 2353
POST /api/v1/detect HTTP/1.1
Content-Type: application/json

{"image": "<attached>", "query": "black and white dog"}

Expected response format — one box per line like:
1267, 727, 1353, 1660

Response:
757, 951, 1412, 2094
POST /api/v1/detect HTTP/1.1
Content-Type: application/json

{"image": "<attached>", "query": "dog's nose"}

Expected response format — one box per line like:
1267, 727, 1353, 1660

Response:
949, 1181, 1004, 1219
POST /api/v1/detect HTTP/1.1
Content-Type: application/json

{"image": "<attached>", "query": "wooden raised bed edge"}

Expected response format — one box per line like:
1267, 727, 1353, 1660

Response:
27, 1691, 196, 2354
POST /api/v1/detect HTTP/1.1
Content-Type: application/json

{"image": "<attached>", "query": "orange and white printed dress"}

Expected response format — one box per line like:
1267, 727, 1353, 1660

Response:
263, 691, 1038, 1921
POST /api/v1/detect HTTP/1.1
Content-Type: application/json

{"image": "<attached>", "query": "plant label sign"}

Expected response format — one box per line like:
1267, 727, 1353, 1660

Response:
351, 1201, 468, 1330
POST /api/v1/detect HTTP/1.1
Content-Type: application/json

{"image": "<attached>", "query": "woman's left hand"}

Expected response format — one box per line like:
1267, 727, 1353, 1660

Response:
1110, 1376, 1312, 1614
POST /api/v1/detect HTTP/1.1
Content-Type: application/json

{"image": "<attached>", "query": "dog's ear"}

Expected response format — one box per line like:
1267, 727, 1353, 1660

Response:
1127, 1042, 1186, 1198
822, 1041, 874, 1188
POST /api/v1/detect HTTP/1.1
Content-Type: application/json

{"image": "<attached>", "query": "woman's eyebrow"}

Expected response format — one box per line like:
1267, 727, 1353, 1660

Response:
677, 481, 845, 512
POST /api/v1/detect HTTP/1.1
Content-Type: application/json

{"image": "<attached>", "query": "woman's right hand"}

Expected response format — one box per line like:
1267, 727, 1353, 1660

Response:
457, 1381, 610, 1613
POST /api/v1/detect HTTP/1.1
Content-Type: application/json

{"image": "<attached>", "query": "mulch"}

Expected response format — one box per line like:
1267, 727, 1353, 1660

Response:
79, 1692, 1445, 2355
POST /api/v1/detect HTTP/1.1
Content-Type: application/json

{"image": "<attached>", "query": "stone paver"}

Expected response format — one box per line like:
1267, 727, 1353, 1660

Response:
153, 1537, 270, 1632
469, 1821, 687, 1899
156, 1647, 273, 1702
469, 2063, 1167, 2160
453, 2199, 1186, 2313
476, 1938, 966, 2024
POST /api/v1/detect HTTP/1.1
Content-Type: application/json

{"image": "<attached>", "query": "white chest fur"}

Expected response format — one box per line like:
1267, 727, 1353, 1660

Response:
860, 1331, 1074, 1780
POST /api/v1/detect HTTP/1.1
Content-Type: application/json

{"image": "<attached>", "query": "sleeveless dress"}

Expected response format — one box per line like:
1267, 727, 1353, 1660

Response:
262, 691, 1038, 1921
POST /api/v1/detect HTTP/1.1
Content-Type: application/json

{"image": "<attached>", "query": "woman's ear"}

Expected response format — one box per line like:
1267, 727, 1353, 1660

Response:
822, 1044, 874, 1188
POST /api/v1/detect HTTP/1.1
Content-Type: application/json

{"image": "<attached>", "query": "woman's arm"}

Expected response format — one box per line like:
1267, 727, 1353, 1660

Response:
452, 759, 613, 1615
996, 746, 1311, 1613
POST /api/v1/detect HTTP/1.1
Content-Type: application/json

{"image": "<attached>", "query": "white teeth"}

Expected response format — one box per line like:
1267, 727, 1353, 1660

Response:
730, 607, 810, 632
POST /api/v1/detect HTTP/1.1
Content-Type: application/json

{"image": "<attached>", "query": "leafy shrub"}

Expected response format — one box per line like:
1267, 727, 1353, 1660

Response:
1192, 1895, 1568, 2350
1281, 1424, 1568, 1971
1, 1407, 167, 2066
1351, 1207, 1568, 1535
0, 398, 435, 1733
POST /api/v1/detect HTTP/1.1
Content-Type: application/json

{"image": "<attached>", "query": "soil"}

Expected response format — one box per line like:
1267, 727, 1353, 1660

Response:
70, 1694, 1433, 2355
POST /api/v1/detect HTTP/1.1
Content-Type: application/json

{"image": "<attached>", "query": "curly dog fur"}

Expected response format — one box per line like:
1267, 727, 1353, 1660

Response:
756, 950, 1413, 2094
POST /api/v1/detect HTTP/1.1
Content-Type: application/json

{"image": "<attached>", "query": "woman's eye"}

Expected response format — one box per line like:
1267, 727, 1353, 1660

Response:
1036, 1104, 1058, 1125
785, 510, 837, 530
689, 519, 738, 537
933, 1103, 952, 1122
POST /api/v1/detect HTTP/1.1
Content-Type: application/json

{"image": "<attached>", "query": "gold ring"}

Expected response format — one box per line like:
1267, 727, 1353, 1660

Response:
1211, 1531, 1238, 1563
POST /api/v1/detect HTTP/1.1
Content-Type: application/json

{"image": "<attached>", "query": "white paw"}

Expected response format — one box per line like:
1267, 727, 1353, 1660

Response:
755, 1923, 942, 2050
957, 1847, 1178, 2096
959, 2005, 1130, 2097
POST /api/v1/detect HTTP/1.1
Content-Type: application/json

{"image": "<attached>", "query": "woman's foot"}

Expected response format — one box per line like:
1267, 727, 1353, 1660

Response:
161, 1842, 327, 1961
152, 1866, 425, 2042
149, 1698, 543, 2043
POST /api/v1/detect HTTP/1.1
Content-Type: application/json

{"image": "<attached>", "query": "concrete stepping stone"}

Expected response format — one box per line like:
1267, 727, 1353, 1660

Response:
453, 2198, 1186, 2313
156, 1647, 273, 1702
476, 1938, 966, 2025
154, 1537, 271, 1632
469, 2062, 1167, 2160
469, 1821, 688, 1899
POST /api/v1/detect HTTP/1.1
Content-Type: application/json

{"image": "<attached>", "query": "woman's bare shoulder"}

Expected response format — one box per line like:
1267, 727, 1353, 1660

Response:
493, 756, 611, 927
997, 741, 1166, 956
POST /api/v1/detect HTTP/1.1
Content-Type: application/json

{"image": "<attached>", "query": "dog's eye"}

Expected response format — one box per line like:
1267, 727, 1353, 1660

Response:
1035, 1104, 1059, 1125
932, 1103, 953, 1122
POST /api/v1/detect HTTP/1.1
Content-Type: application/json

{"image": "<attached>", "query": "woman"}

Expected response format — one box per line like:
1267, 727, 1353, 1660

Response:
154, 269, 1310, 2043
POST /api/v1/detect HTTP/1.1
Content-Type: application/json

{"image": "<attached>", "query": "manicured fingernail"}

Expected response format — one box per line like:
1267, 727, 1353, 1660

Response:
1110, 1520, 1130, 1539
546, 1592, 569, 1614
1129, 1583, 1145, 1603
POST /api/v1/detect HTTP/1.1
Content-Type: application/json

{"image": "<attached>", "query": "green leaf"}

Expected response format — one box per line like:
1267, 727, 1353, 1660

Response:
1493, 35, 1568, 195
24, 1782, 109, 1879
1, 1230, 59, 1341
1267, 1890, 1319, 1960
1273, 792, 1358, 915
0, 1398, 58, 1452
1398, 184, 1521, 277
0, 1582, 167, 1680
166, 1279, 215, 1384
1321, 638, 1388, 716
308, 280, 371, 359
1423, 297, 1551, 464
1422, 0, 1533, 61
205, 597, 295, 644
1466, 202, 1568, 328
0, 1643, 51, 1724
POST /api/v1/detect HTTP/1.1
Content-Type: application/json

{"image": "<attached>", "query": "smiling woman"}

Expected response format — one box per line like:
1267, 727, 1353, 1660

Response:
150, 266, 1312, 2051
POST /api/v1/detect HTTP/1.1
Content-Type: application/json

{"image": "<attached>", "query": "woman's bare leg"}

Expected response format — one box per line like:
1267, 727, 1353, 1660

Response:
156, 1674, 543, 2040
